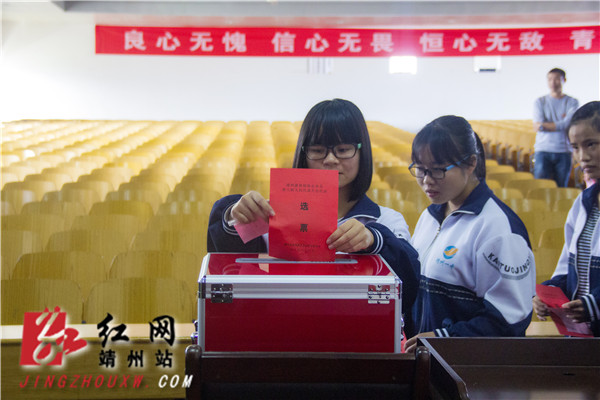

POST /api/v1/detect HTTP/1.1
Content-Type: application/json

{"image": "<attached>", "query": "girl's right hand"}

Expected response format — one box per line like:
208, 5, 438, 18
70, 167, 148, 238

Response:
230, 191, 275, 224
532, 295, 550, 321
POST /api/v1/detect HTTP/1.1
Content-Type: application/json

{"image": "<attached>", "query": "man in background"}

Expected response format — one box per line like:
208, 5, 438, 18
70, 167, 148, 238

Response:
533, 67, 579, 187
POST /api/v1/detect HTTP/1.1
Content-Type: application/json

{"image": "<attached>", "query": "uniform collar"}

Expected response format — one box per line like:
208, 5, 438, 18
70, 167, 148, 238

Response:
582, 181, 599, 213
340, 194, 381, 221
427, 180, 492, 224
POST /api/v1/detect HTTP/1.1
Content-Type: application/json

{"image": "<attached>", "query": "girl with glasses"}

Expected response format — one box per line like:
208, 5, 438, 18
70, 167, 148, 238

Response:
533, 101, 600, 337
208, 99, 420, 332
405, 115, 536, 352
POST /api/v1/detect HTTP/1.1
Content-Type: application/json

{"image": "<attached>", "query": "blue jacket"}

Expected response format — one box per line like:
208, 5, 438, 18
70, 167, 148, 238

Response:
411, 181, 536, 337
543, 182, 600, 336
207, 194, 421, 335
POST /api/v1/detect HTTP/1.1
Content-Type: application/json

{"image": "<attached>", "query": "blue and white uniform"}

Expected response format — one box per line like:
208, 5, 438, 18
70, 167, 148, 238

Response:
543, 182, 600, 336
411, 182, 536, 337
207, 193, 421, 333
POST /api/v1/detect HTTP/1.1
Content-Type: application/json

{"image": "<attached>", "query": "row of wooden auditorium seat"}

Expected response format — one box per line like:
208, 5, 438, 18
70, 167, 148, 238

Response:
1, 276, 194, 325
470, 120, 536, 171
1, 120, 577, 322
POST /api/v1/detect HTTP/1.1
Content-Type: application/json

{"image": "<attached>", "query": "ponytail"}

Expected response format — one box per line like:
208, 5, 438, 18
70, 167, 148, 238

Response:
472, 131, 486, 180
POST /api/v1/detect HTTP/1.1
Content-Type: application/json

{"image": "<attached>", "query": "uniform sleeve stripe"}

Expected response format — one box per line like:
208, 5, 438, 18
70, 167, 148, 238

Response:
583, 294, 600, 322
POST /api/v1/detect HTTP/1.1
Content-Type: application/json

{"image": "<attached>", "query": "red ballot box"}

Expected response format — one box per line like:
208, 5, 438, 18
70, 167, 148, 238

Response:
197, 253, 403, 353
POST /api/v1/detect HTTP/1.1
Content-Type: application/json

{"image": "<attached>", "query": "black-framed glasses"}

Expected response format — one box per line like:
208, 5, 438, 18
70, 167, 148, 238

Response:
408, 155, 472, 180
302, 143, 362, 160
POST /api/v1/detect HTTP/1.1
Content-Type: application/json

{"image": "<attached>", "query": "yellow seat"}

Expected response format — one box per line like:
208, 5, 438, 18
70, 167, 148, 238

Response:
1, 187, 37, 213
65, 179, 114, 201
505, 178, 557, 197
1, 171, 19, 188
157, 200, 216, 216
493, 188, 524, 201
486, 165, 515, 174
132, 172, 179, 191
44, 186, 102, 213
90, 200, 154, 224
487, 172, 534, 187
400, 210, 421, 236
518, 211, 569, 249
166, 187, 222, 205
119, 180, 171, 202
486, 179, 502, 190
87, 167, 134, 189
1, 278, 84, 325
12, 251, 106, 299
2, 180, 57, 203
11, 159, 52, 174
83, 277, 193, 324
1, 165, 36, 181
46, 229, 129, 272
21, 200, 86, 230
391, 180, 422, 195
145, 214, 208, 233
42, 166, 87, 181
1, 230, 43, 279
130, 230, 207, 260
2, 214, 66, 246
376, 166, 411, 182
229, 178, 270, 198
25, 172, 72, 190
366, 188, 403, 208
553, 198, 577, 212
503, 198, 550, 213
105, 188, 163, 214
384, 174, 417, 190
537, 227, 565, 250
178, 175, 230, 198
533, 247, 561, 284
71, 214, 146, 244
1, 200, 16, 216
403, 189, 430, 213
108, 250, 199, 300
527, 187, 582, 208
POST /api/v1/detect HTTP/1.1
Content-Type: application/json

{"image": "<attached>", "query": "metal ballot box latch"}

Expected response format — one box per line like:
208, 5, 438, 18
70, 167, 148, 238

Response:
211, 284, 233, 303
367, 284, 391, 304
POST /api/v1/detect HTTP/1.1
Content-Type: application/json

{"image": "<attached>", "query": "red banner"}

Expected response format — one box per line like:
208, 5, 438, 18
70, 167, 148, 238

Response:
96, 25, 599, 57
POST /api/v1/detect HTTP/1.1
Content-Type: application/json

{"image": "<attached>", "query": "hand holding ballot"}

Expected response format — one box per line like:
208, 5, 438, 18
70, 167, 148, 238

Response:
534, 284, 593, 337
326, 218, 374, 253
230, 190, 275, 224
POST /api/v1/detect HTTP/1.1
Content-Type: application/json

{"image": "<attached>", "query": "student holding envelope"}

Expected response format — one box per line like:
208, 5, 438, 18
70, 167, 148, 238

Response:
533, 101, 600, 337
405, 115, 536, 352
207, 98, 420, 335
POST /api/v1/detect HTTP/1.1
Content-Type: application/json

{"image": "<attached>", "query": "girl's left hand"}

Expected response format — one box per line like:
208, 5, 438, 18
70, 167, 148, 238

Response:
562, 299, 587, 323
326, 219, 374, 253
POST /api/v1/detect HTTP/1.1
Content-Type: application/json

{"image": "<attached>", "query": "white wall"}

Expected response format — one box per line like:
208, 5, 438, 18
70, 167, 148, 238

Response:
2, 17, 599, 133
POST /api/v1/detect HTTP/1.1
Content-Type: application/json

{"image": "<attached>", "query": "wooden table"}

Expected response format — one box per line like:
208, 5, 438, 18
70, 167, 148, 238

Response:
420, 337, 600, 400
1, 323, 194, 399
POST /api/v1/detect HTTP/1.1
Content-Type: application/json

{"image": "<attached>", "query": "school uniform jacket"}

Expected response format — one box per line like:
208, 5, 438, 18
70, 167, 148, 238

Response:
207, 194, 421, 333
411, 181, 536, 337
544, 182, 600, 336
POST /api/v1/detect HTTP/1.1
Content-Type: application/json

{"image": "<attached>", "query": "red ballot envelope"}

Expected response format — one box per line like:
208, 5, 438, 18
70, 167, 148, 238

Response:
268, 168, 338, 261
536, 284, 593, 337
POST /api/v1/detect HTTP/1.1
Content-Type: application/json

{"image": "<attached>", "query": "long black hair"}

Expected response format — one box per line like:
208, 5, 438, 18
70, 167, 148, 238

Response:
293, 99, 373, 201
411, 115, 486, 180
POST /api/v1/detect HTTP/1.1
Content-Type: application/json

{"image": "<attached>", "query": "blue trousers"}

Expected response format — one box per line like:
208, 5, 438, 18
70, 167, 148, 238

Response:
533, 151, 572, 187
